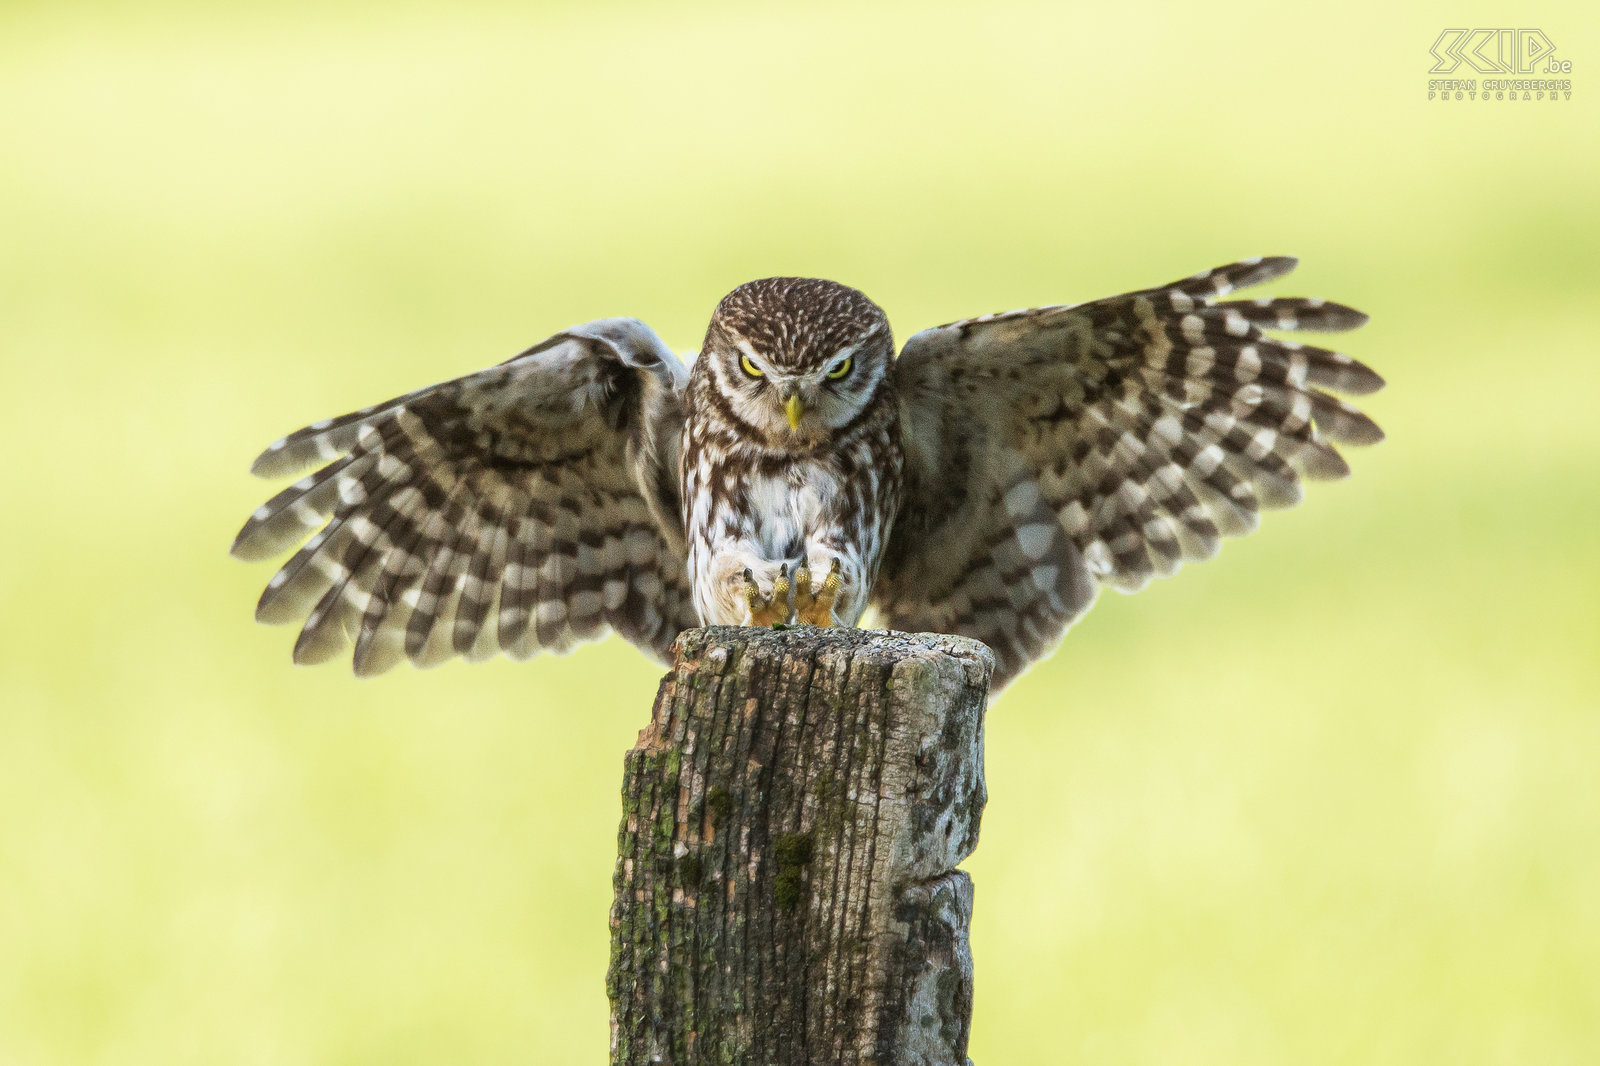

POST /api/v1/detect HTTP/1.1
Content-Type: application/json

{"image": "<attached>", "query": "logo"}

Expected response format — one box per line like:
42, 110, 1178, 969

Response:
1427, 29, 1574, 101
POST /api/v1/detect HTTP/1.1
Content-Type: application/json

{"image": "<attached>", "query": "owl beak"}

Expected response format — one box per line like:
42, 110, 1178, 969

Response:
785, 394, 806, 431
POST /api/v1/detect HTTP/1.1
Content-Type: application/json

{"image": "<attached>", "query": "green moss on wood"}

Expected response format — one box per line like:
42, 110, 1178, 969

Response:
706, 786, 733, 821
773, 832, 814, 911
678, 852, 703, 889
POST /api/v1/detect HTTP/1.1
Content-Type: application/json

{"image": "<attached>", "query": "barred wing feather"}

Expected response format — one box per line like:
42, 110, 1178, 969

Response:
231, 318, 698, 676
877, 256, 1384, 692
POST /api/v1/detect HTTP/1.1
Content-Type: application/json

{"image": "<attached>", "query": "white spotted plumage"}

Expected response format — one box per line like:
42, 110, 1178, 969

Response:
234, 257, 1383, 695
680, 278, 901, 632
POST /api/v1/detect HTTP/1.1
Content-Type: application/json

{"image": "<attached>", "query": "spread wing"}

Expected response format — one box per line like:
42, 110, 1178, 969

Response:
231, 318, 698, 676
875, 257, 1384, 692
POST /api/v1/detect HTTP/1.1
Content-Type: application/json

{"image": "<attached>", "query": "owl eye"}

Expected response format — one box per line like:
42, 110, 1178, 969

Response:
738, 353, 765, 378
826, 355, 853, 380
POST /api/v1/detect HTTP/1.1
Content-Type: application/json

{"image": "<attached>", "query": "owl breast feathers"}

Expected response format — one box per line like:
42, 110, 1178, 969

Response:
233, 257, 1383, 694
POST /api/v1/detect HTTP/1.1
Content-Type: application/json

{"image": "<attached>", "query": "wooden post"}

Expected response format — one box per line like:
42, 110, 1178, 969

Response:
608, 626, 994, 1066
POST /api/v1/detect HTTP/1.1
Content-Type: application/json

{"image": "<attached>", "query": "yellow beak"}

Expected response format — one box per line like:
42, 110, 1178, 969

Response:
785, 394, 806, 431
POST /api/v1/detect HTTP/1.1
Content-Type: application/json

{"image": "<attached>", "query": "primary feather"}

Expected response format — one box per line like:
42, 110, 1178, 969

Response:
876, 256, 1383, 689
232, 318, 697, 673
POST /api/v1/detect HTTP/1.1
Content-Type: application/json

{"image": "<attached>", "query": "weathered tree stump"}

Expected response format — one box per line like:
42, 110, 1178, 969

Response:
608, 626, 994, 1066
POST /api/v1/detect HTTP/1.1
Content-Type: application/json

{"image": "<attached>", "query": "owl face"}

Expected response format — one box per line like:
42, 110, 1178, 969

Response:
702, 277, 893, 442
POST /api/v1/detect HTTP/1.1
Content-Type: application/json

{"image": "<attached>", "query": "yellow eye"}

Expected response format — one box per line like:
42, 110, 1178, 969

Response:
827, 356, 853, 380
738, 353, 764, 378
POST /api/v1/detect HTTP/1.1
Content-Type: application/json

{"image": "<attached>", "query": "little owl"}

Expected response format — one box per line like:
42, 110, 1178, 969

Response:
232, 257, 1383, 693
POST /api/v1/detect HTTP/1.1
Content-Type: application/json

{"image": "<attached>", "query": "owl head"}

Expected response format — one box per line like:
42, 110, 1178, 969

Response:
701, 277, 894, 442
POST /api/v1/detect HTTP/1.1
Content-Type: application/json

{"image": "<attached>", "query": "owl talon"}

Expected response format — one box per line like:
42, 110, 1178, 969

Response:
793, 559, 842, 627
744, 564, 792, 627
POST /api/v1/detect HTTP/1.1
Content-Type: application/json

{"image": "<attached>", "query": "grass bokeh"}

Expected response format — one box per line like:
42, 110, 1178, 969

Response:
3, 2, 1597, 1062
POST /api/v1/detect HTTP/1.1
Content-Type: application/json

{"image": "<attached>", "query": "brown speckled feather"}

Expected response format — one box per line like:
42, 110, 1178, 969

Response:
232, 318, 697, 675
876, 256, 1383, 690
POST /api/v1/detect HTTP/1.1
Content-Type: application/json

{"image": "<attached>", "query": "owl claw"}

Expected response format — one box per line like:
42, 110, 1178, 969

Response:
794, 559, 842, 627
744, 564, 792, 627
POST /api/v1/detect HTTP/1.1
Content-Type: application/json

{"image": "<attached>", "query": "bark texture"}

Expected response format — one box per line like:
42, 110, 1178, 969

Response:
608, 626, 993, 1066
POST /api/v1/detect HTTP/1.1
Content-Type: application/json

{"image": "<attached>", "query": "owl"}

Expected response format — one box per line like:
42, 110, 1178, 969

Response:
232, 256, 1383, 693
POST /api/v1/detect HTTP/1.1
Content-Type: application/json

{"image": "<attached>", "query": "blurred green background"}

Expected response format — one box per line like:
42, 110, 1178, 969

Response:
3, 1, 1597, 1063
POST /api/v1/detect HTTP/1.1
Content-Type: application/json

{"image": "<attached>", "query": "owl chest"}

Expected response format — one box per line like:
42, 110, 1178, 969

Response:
712, 464, 839, 558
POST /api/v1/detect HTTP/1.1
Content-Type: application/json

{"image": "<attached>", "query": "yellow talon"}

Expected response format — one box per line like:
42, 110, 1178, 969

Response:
794, 559, 842, 627
744, 564, 792, 627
